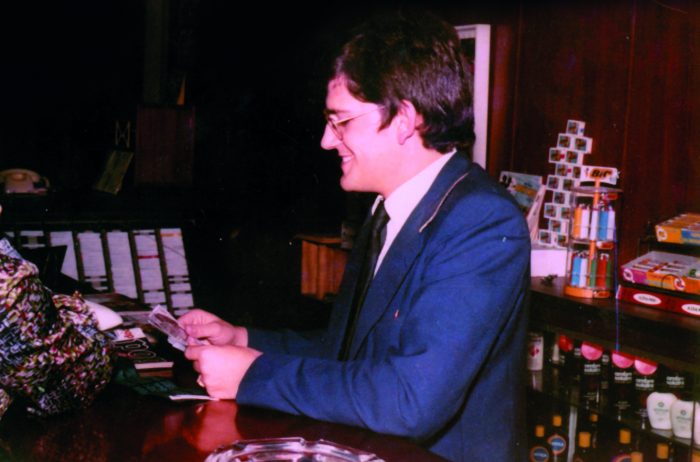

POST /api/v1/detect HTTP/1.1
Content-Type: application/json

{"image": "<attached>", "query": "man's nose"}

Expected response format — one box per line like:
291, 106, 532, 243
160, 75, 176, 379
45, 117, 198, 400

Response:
320, 124, 341, 150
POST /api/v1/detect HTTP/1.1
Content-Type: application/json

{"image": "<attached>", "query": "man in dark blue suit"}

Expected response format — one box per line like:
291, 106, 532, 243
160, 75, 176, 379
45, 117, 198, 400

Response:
181, 9, 530, 461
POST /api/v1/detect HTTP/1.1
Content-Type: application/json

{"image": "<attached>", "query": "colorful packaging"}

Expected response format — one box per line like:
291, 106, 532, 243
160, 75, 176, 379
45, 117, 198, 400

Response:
655, 213, 700, 246
621, 251, 700, 295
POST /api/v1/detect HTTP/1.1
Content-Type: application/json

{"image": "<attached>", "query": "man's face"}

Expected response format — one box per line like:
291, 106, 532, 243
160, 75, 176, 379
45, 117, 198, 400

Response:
321, 77, 398, 196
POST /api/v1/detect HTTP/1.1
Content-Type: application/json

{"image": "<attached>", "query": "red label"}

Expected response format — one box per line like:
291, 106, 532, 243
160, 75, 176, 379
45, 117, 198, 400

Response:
612, 351, 634, 368
558, 334, 574, 352
581, 342, 603, 361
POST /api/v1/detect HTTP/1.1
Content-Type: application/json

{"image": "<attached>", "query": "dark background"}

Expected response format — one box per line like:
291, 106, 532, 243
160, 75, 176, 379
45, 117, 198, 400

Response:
0, 1, 450, 230
0, 3, 142, 187
0, 1, 366, 230
0, 1, 430, 325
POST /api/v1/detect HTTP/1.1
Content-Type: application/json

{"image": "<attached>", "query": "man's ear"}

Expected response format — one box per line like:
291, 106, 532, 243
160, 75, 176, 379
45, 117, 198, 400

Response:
395, 100, 421, 145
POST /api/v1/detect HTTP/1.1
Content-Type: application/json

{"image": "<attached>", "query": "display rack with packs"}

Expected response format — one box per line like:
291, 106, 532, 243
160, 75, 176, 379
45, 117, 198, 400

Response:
564, 181, 621, 299
617, 212, 700, 318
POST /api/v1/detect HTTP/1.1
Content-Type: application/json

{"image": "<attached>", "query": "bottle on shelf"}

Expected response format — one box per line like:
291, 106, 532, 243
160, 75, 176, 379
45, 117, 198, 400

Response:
663, 366, 690, 395
527, 331, 545, 392
547, 414, 568, 461
669, 394, 694, 439
646, 379, 678, 431
652, 442, 670, 462
634, 357, 658, 428
661, 365, 694, 438
580, 341, 603, 408
600, 350, 611, 405
572, 342, 583, 383
530, 424, 552, 462
577, 410, 600, 455
573, 431, 593, 462
528, 331, 545, 372
586, 412, 599, 453
610, 351, 636, 420
529, 369, 544, 393
546, 330, 561, 368
609, 428, 633, 462
545, 331, 563, 394
559, 334, 582, 389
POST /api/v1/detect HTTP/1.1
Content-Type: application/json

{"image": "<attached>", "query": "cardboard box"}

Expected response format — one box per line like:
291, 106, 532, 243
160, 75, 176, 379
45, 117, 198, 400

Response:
655, 213, 700, 245
531, 245, 567, 277
620, 251, 700, 295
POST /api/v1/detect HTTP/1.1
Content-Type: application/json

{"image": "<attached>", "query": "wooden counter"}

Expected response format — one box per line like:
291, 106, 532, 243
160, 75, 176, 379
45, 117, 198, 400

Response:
0, 372, 446, 462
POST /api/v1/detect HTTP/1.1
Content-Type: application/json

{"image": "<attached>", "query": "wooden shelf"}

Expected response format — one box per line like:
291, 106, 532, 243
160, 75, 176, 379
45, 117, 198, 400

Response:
296, 234, 348, 302
530, 276, 700, 374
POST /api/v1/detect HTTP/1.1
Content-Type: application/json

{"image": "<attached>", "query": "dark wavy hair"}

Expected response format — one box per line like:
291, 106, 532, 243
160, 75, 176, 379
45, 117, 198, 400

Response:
332, 8, 475, 154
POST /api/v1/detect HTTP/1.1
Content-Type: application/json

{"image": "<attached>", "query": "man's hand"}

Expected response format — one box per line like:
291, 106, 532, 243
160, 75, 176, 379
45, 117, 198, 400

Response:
178, 309, 248, 347
185, 345, 262, 399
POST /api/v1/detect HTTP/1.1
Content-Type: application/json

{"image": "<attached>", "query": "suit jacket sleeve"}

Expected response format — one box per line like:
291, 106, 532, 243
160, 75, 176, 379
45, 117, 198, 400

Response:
247, 326, 328, 358
237, 188, 530, 441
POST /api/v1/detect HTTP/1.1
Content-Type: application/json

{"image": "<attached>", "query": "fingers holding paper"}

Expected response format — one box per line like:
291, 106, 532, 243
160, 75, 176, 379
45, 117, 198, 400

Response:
185, 344, 262, 399
178, 309, 248, 347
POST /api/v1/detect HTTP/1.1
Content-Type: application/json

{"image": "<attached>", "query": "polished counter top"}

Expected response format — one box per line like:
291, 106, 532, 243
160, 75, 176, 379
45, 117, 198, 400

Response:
0, 378, 446, 462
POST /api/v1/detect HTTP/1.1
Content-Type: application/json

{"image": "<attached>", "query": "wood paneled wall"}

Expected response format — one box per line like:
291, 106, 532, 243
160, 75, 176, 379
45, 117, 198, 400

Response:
444, 0, 698, 264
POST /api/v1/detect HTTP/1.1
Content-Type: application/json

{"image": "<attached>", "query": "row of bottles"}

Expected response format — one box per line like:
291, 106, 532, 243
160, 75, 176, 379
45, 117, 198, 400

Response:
527, 396, 700, 461
527, 331, 700, 452
530, 414, 569, 461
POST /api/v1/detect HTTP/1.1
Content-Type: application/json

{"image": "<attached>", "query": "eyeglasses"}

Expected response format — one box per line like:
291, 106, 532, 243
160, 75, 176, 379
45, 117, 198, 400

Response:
324, 106, 382, 141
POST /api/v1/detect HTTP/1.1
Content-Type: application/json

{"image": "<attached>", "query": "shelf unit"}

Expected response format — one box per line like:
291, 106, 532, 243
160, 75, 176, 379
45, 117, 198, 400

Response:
529, 276, 700, 459
531, 276, 700, 374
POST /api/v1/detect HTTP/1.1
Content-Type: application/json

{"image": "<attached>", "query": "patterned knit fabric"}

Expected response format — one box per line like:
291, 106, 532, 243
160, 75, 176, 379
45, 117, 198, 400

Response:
0, 253, 112, 419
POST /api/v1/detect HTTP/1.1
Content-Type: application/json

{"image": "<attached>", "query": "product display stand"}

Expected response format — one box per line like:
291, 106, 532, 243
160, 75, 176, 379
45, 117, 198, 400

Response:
564, 180, 621, 299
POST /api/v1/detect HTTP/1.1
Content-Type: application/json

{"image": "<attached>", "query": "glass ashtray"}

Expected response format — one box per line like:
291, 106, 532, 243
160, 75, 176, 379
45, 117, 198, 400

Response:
205, 437, 386, 462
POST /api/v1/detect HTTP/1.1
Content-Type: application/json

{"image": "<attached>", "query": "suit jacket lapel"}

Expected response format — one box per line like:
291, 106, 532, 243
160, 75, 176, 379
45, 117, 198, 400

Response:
326, 209, 373, 357
348, 153, 474, 358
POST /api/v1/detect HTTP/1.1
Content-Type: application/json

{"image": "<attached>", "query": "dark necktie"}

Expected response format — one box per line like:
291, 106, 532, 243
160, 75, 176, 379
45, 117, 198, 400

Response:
339, 200, 389, 360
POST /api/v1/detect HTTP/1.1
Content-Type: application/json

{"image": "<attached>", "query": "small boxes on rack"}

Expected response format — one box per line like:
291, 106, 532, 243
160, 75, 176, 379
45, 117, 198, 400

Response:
620, 251, 700, 295
539, 120, 593, 249
655, 213, 700, 246
617, 212, 700, 318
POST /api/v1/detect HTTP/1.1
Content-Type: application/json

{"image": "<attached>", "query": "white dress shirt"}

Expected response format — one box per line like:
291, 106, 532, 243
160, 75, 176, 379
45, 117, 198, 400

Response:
372, 151, 456, 273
